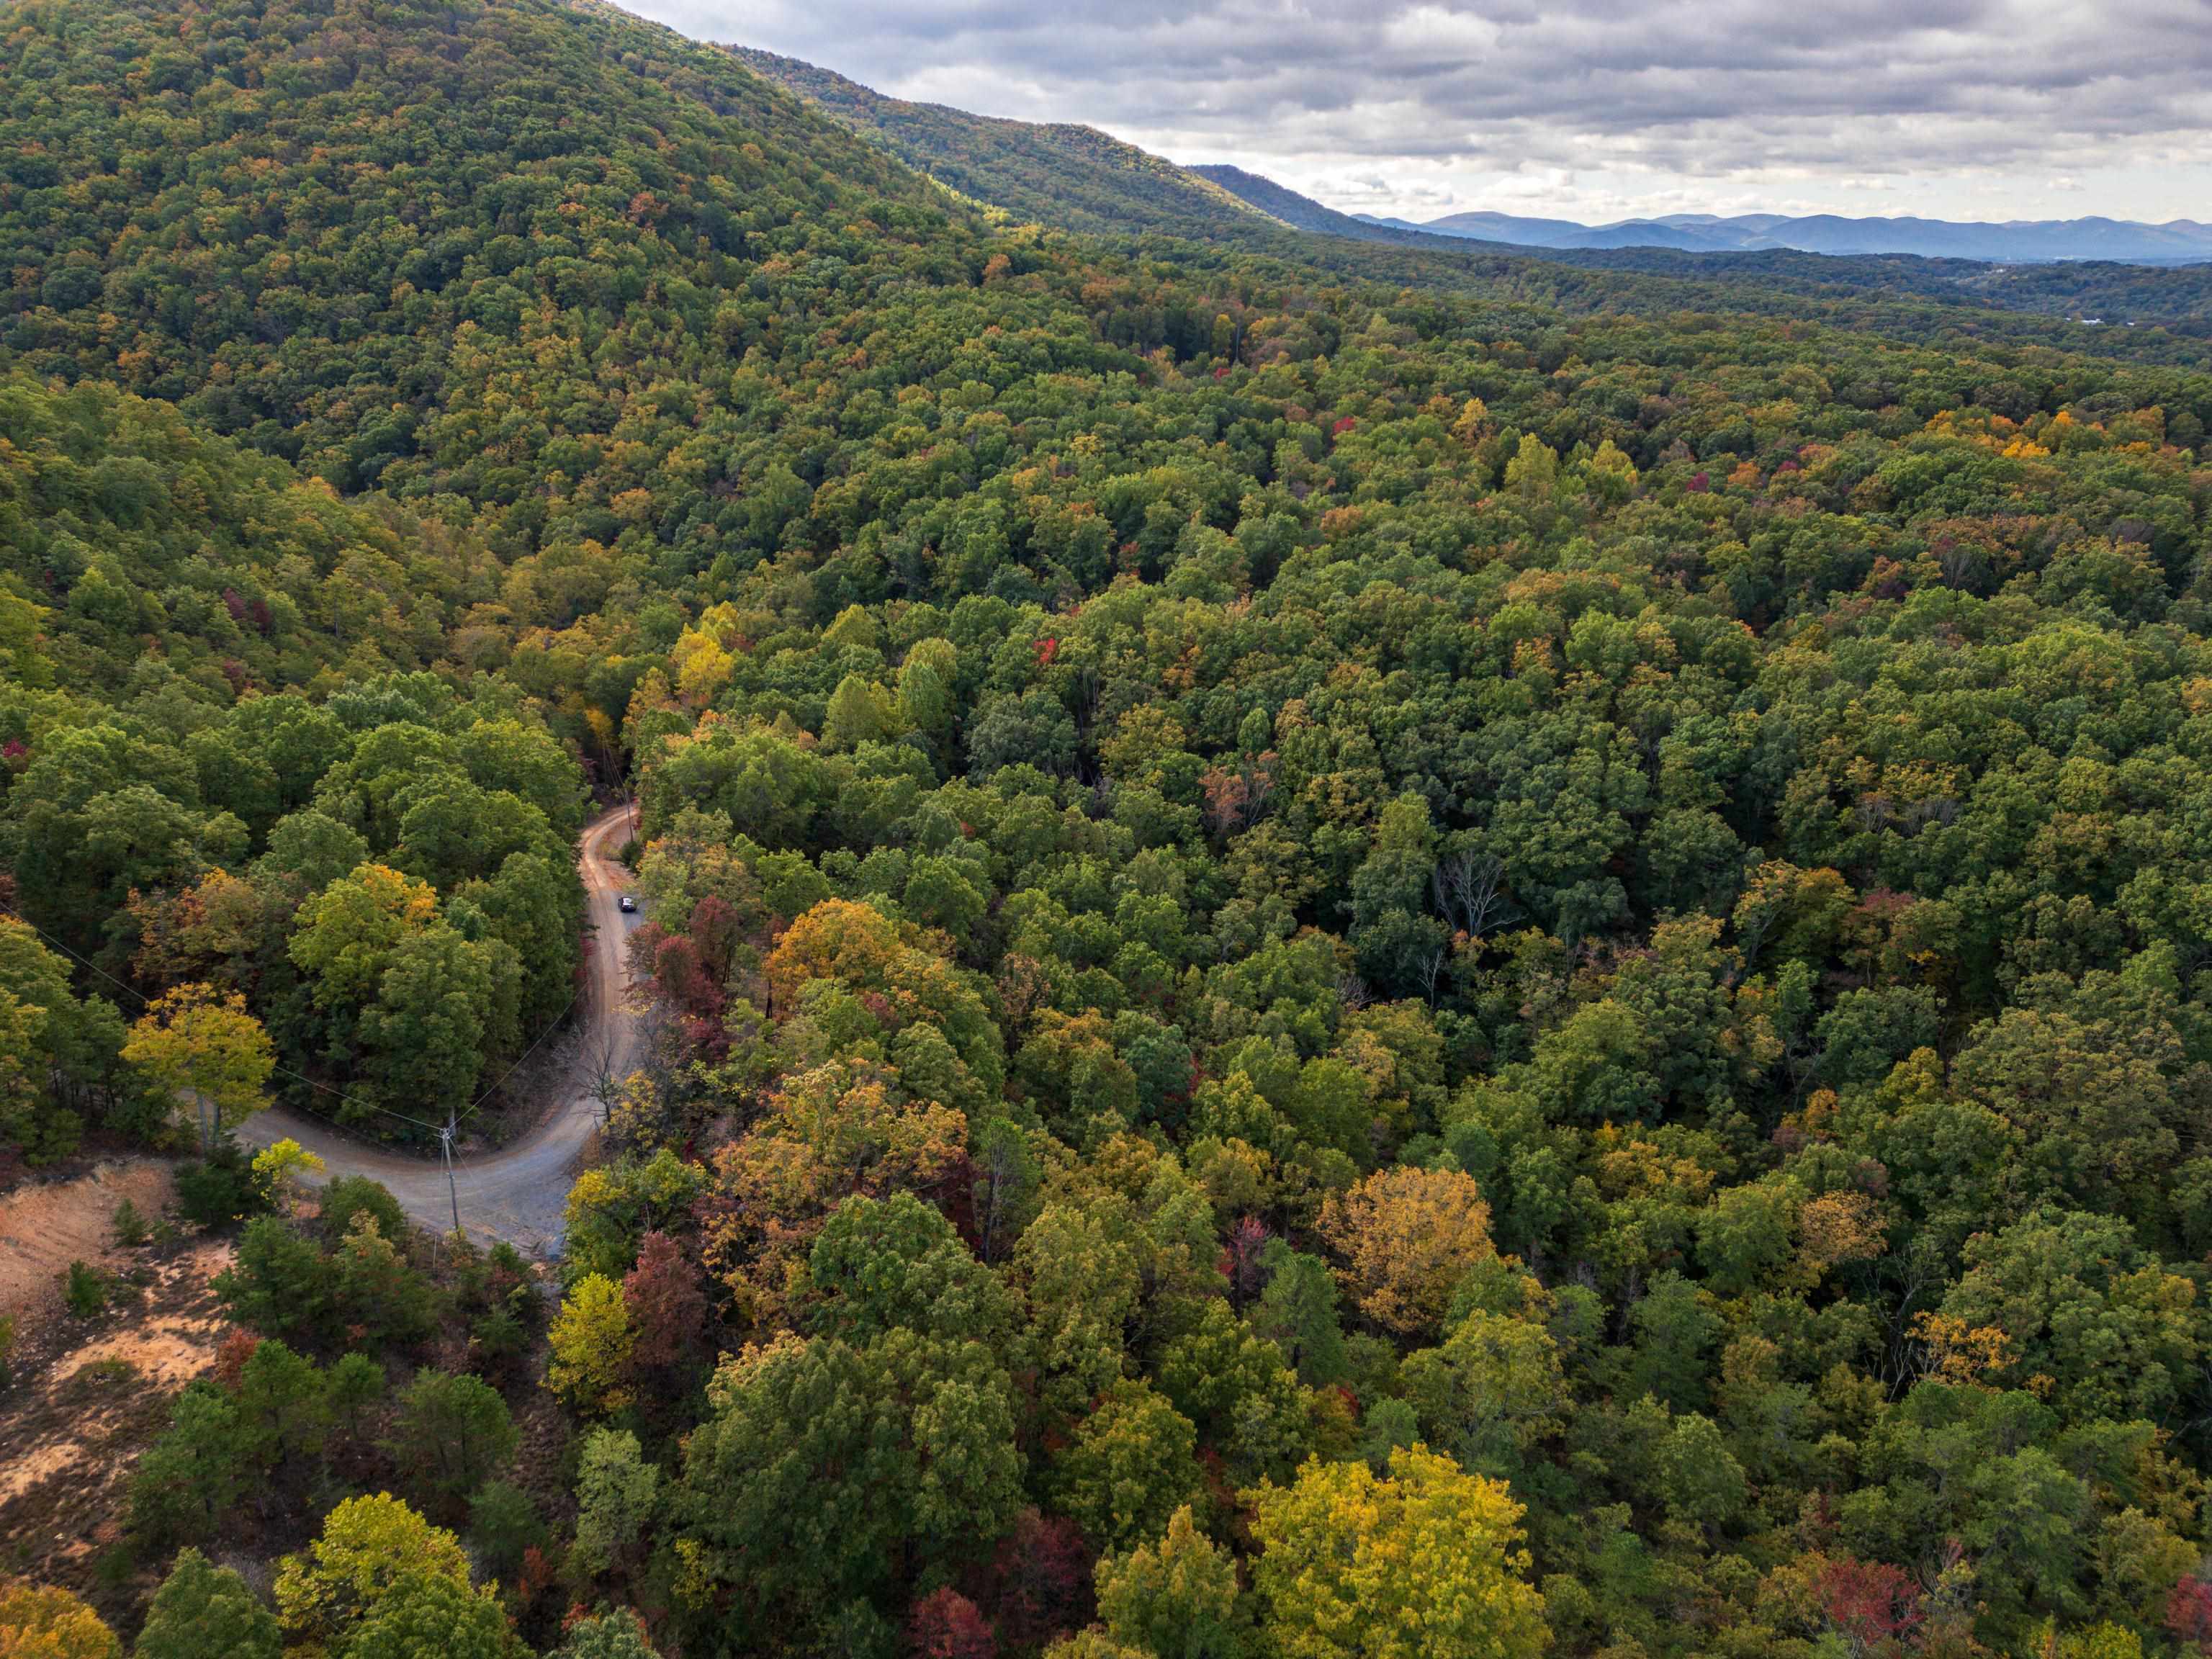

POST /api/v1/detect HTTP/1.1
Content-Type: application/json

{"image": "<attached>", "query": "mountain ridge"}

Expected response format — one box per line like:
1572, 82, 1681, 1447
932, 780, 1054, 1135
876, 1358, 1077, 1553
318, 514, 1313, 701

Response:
730, 50, 2212, 352
723, 46, 1291, 238
1379, 207, 2212, 264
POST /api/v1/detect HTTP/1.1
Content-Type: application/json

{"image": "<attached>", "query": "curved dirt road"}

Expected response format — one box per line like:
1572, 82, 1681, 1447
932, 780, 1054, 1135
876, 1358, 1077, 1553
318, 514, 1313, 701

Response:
238, 802, 644, 1256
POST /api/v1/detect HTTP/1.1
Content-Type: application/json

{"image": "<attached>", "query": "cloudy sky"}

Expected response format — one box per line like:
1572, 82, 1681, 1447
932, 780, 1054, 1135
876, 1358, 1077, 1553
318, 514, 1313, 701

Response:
630, 0, 2212, 225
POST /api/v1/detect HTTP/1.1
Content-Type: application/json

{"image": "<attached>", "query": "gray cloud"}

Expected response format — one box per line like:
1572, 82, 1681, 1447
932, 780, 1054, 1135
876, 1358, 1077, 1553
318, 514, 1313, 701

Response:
632, 0, 2212, 221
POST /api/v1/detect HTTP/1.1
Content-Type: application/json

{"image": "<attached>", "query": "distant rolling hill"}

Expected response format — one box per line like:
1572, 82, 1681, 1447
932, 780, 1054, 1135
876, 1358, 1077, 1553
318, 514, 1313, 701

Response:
732, 48, 2212, 354
1181, 164, 1460, 246
1377, 208, 2212, 265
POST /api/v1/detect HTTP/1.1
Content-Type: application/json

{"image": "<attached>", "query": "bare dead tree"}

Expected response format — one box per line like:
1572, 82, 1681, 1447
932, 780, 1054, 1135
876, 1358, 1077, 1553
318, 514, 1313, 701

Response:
1239, 752, 1277, 827
1419, 945, 1448, 1009
1431, 848, 1516, 940
584, 1011, 629, 1128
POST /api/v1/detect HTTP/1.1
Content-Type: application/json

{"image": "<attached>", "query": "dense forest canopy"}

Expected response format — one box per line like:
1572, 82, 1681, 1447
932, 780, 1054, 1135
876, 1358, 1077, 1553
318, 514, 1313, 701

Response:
0, 2, 2210, 1658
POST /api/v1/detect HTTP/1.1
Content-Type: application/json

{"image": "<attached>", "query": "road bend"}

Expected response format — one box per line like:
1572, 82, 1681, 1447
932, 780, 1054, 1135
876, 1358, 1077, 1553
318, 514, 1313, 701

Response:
238, 801, 644, 1255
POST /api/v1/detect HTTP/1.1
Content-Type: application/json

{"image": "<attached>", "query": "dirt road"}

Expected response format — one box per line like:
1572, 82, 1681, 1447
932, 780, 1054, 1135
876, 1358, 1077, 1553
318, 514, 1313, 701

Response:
237, 801, 644, 1256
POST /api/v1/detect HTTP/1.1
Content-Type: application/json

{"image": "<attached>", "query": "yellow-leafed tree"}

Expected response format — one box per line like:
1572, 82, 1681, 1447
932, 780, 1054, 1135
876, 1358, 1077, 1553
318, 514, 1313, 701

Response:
1246, 1446, 1547, 1659
121, 983, 275, 1155
0, 1581, 120, 1659
1318, 1166, 1497, 1336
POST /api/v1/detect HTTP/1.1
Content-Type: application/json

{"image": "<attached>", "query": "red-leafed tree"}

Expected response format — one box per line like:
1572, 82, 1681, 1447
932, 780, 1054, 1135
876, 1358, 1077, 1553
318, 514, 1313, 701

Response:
909, 1587, 995, 1659
653, 933, 721, 1022
1218, 1214, 1272, 1310
689, 892, 745, 980
623, 1229, 708, 1372
211, 1328, 263, 1390
2170, 1574, 2212, 1653
976, 1507, 1092, 1651
1199, 767, 1248, 839
1815, 1555, 1924, 1654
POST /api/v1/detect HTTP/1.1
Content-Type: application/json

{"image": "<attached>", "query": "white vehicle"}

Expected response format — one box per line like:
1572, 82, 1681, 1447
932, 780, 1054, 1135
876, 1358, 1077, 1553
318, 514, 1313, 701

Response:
618, 894, 637, 913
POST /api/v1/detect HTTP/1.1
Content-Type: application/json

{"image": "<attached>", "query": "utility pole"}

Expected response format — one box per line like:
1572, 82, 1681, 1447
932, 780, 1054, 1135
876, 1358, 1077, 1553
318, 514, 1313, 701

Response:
439, 1114, 461, 1236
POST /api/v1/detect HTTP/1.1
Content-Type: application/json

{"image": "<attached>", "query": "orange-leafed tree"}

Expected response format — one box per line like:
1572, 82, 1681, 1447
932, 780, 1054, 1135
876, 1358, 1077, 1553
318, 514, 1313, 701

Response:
1318, 1166, 1497, 1336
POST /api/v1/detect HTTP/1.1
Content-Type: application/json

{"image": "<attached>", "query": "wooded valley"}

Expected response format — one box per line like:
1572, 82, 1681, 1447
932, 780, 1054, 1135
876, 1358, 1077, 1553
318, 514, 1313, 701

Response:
1, 2, 2211, 1657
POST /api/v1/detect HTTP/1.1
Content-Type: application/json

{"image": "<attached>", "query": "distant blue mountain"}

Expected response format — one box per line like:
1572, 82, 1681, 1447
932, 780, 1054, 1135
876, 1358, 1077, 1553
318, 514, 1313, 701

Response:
1364, 210, 2212, 265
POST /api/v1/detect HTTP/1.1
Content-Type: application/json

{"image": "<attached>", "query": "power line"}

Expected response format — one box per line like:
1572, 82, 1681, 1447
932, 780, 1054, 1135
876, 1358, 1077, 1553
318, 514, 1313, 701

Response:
8, 910, 456, 1136
458, 985, 580, 1123
438, 1118, 462, 1234
6, 796, 631, 1172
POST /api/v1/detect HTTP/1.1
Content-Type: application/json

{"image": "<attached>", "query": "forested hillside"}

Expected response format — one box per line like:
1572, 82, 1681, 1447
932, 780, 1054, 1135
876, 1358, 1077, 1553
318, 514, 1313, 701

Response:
728, 48, 1283, 239
1, 2, 2211, 1658
0, 372, 585, 1154
1537, 246, 2212, 342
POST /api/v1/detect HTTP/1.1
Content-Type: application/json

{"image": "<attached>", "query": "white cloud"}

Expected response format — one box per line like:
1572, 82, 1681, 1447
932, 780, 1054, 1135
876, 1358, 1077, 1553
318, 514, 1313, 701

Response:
631, 0, 2212, 222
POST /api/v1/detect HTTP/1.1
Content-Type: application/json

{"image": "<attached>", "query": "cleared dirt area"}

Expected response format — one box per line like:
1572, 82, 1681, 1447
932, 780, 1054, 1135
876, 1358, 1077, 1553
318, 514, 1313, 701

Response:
0, 1158, 173, 1332
0, 1162, 233, 1591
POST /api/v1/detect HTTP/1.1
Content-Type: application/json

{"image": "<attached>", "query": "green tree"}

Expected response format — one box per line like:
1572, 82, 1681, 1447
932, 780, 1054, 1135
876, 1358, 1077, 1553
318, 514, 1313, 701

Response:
132, 1548, 280, 1659
213, 1218, 330, 1344
560, 1151, 707, 1284
1399, 1310, 1568, 1480
1156, 1302, 1318, 1490
258, 811, 372, 893
129, 1383, 248, 1548
455, 716, 586, 839
339, 1573, 513, 1659
1503, 434, 1560, 519
387, 1370, 518, 1514
547, 1610, 657, 1659
1584, 437, 1639, 505
355, 925, 511, 1119
1623, 1269, 1719, 1414
1652, 1411, 1746, 1536
1052, 1380, 1205, 1555
0, 919, 125, 1161
570, 1428, 660, 1579
822, 674, 903, 751
289, 865, 438, 1008
677, 1329, 1023, 1643
1939, 1207, 2204, 1424
233, 1336, 331, 1467
1095, 1505, 1247, 1659
1251, 1244, 1348, 1388
331, 1352, 386, 1443
331, 1215, 438, 1349
466, 1482, 548, 1585
1015, 1198, 1143, 1416
462, 849, 585, 1032
897, 639, 960, 754
273, 1493, 472, 1652
322, 1178, 409, 1246
1349, 793, 1448, 999
809, 1192, 1016, 1346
